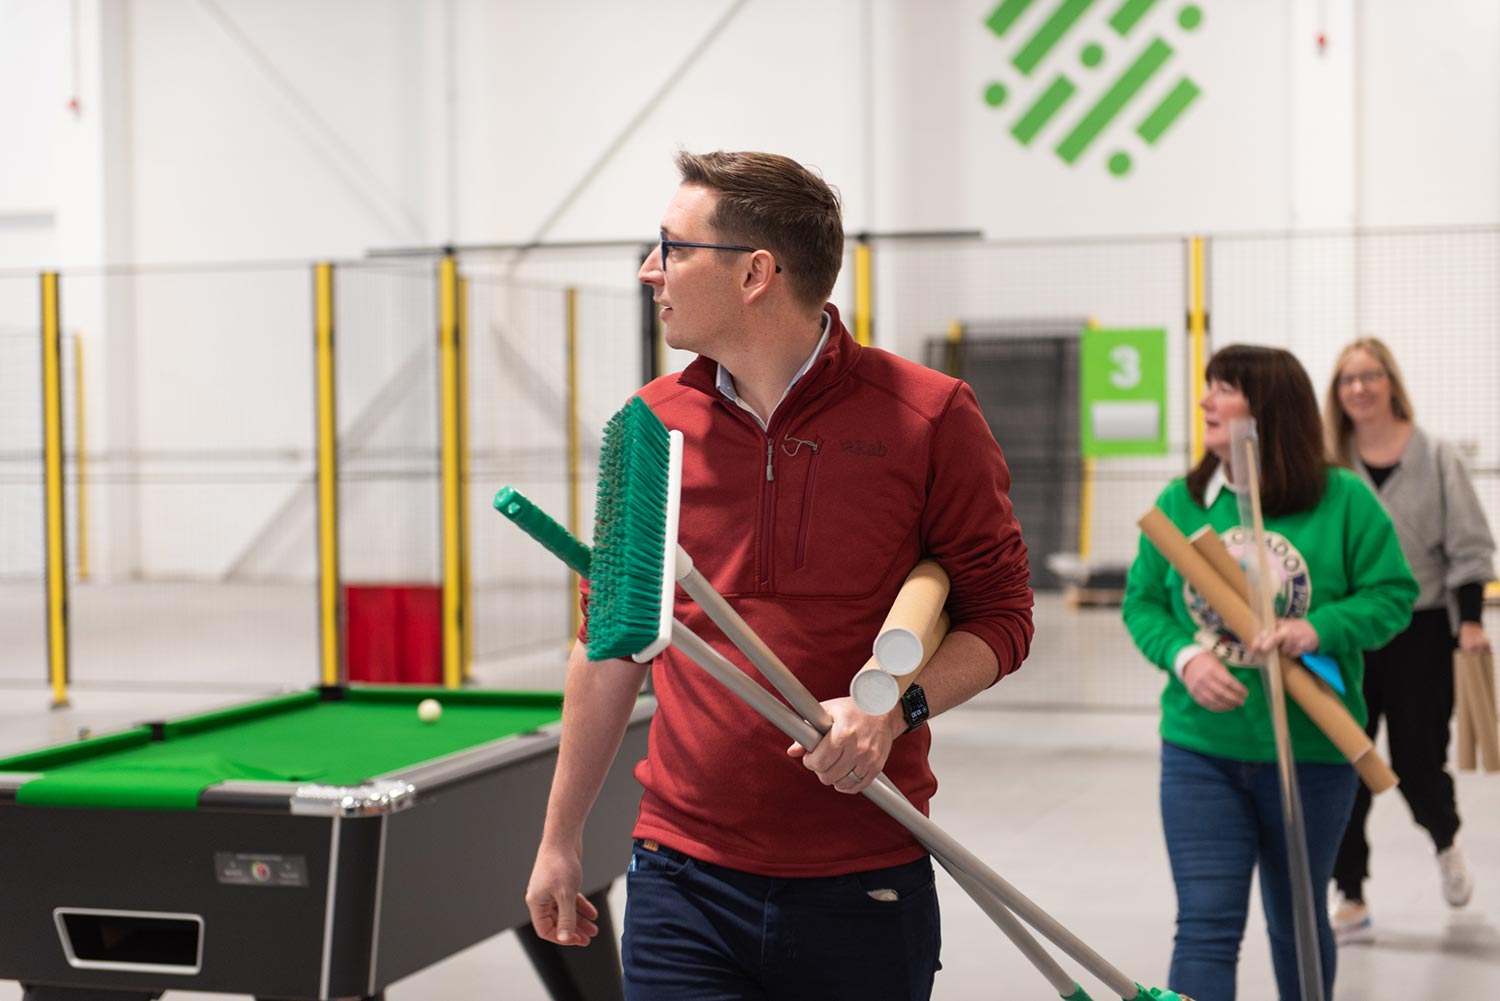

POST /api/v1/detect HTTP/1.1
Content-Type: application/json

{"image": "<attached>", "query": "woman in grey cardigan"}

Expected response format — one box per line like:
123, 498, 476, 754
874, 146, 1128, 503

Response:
1323, 337, 1496, 942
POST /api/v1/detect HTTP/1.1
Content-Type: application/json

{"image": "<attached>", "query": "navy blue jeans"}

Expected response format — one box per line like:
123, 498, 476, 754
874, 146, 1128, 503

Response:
1160, 741, 1358, 1001
621, 840, 941, 1001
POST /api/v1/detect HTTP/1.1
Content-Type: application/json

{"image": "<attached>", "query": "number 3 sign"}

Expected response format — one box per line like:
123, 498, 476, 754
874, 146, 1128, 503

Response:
1081, 328, 1167, 457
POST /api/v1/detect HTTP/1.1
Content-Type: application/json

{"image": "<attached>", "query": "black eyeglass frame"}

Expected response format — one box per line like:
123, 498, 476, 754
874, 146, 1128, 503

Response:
659, 230, 781, 273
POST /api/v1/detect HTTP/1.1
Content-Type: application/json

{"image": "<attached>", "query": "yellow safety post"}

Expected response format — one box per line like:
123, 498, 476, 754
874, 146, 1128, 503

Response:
565, 287, 582, 639
458, 275, 473, 680
41, 273, 70, 707
1188, 236, 1208, 465
1078, 318, 1101, 561
853, 238, 873, 346
313, 263, 342, 687
72, 333, 90, 581
438, 256, 464, 689
945, 319, 964, 377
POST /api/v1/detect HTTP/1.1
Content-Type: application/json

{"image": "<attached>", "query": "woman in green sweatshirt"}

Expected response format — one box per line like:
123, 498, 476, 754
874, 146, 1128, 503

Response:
1123, 344, 1417, 1001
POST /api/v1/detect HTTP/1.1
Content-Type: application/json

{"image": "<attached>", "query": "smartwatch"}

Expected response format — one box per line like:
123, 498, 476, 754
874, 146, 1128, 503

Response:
900, 683, 930, 734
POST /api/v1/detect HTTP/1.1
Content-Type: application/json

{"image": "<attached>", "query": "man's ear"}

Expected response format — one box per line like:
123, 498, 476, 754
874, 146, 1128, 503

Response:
741, 250, 778, 305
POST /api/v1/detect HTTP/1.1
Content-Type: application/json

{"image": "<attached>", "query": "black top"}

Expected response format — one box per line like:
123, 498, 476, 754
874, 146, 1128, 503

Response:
1365, 461, 1396, 488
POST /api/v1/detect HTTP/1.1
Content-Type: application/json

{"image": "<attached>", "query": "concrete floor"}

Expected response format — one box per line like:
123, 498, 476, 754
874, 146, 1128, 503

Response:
1, 590, 1497, 1000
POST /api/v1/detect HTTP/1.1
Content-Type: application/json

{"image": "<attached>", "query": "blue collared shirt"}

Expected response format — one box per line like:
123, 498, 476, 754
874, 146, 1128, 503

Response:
715, 311, 832, 431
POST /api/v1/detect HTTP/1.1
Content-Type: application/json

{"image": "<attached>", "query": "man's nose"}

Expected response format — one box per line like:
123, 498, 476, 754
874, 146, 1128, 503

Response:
638, 246, 663, 284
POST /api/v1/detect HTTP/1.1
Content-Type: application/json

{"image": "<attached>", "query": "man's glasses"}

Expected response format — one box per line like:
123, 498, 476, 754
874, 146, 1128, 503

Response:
1336, 370, 1388, 388
659, 230, 781, 273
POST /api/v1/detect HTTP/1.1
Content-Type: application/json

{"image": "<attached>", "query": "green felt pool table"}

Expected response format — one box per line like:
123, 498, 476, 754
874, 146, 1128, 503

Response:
0, 685, 654, 1001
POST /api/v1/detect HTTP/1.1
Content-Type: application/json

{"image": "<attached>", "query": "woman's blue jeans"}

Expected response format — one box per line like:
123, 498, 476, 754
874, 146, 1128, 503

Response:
1160, 740, 1358, 1001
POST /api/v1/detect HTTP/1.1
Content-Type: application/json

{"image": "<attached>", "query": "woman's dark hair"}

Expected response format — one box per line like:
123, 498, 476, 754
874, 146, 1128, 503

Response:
1186, 344, 1328, 516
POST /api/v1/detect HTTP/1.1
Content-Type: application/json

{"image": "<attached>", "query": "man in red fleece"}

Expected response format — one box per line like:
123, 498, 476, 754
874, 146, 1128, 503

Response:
524, 150, 1033, 1000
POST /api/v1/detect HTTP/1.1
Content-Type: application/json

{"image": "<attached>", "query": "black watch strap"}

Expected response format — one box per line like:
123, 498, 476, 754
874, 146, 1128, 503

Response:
900, 682, 929, 734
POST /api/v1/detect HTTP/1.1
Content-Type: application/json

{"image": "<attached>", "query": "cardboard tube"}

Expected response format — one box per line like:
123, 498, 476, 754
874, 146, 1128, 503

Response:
872, 559, 951, 676
850, 657, 899, 714
1458, 650, 1500, 772
900, 611, 950, 694
852, 556, 950, 713
1455, 652, 1477, 772
1482, 651, 1500, 772
1139, 508, 1399, 794
1190, 524, 1250, 600
851, 611, 950, 714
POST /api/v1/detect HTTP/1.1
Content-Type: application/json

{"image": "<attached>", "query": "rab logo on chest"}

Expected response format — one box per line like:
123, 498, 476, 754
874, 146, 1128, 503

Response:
840, 439, 888, 458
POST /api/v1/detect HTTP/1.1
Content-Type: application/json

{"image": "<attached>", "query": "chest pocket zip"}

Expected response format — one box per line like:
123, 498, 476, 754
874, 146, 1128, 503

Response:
784, 436, 822, 570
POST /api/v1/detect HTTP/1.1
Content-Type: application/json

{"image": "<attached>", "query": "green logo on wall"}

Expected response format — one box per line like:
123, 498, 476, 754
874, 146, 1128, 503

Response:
982, 0, 1204, 176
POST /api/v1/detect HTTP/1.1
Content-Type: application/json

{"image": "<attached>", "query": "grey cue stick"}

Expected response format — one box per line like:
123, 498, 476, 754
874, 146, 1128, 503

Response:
677, 566, 1139, 1001
666, 623, 1081, 998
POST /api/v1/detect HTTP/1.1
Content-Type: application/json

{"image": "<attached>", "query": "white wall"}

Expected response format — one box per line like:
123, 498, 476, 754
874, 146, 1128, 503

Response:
2, 0, 1497, 579
6, 0, 1495, 263
1358, 0, 1500, 227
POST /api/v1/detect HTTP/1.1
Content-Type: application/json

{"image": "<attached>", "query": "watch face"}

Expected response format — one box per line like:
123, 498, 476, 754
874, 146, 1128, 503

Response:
902, 683, 929, 730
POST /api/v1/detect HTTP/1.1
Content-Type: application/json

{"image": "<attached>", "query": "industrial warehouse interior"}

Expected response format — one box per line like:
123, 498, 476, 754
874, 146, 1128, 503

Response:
2, 2, 1498, 1000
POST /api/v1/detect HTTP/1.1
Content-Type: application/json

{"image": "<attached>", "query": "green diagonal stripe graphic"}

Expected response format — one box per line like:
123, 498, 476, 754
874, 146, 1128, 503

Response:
1014, 0, 1094, 76
1055, 36, 1172, 163
1109, 0, 1158, 35
1138, 76, 1200, 143
985, 0, 1036, 36
1012, 76, 1077, 144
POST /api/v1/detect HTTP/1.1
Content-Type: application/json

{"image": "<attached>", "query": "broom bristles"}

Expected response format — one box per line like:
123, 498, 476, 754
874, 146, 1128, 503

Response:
588, 397, 673, 661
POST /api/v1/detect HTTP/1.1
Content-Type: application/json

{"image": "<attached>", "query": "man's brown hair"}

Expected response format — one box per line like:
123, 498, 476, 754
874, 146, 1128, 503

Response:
1185, 344, 1328, 516
675, 150, 843, 310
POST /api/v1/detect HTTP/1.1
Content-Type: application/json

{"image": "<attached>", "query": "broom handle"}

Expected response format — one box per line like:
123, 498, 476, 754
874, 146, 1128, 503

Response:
673, 570, 1139, 1000
667, 621, 1104, 999
1241, 438, 1324, 1001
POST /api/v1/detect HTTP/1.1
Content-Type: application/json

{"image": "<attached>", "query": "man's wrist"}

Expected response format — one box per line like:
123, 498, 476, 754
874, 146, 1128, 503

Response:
885, 705, 906, 740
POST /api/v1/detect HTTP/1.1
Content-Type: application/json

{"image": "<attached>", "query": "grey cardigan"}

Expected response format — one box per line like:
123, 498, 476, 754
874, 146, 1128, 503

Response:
1347, 425, 1496, 626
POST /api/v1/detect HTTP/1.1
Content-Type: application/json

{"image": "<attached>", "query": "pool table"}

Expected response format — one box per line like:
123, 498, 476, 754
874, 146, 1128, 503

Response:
0, 685, 654, 1001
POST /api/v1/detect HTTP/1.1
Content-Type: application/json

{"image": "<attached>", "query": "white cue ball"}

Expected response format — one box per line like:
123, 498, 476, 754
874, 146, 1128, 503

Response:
417, 698, 443, 723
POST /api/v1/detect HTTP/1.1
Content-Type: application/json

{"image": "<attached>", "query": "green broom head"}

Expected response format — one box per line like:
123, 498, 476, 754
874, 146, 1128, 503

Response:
493, 486, 591, 577
587, 396, 681, 662
1130, 986, 1192, 1001
1061, 983, 1093, 1000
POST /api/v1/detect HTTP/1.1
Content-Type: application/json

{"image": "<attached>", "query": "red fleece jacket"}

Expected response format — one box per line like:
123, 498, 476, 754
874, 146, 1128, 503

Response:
587, 304, 1032, 876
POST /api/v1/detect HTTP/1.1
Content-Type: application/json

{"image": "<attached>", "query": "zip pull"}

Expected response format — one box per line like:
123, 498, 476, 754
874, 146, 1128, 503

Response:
782, 435, 820, 458
766, 441, 775, 481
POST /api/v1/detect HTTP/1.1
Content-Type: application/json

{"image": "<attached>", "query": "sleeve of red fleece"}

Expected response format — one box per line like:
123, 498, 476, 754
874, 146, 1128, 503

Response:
920, 382, 1034, 681
575, 577, 591, 643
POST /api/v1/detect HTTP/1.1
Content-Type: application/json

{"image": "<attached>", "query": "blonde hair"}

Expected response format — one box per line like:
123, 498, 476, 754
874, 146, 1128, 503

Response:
1323, 337, 1416, 464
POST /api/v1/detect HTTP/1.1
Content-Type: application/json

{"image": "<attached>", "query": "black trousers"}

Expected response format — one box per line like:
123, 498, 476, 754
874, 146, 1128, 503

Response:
1332, 609, 1462, 898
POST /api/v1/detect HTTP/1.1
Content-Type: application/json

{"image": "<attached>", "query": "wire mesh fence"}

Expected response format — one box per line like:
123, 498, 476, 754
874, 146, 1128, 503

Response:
0, 226, 1494, 710
51, 265, 317, 690
871, 235, 1191, 580
464, 272, 643, 688
0, 285, 46, 685
1212, 228, 1500, 533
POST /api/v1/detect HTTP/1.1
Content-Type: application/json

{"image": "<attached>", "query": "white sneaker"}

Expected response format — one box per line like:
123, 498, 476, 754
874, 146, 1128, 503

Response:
1438, 840, 1475, 907
1331, 893, 1374, 944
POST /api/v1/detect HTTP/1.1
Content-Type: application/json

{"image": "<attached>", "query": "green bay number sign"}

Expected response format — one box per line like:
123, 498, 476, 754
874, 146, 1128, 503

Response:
1081, 328, 1166, 457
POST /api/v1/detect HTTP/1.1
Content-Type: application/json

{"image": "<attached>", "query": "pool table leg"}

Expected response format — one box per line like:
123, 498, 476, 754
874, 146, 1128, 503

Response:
515, 884, 624, 1001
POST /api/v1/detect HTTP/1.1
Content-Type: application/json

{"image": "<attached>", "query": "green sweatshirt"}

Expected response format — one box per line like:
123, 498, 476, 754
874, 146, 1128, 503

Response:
1123, 467, 1418, 763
